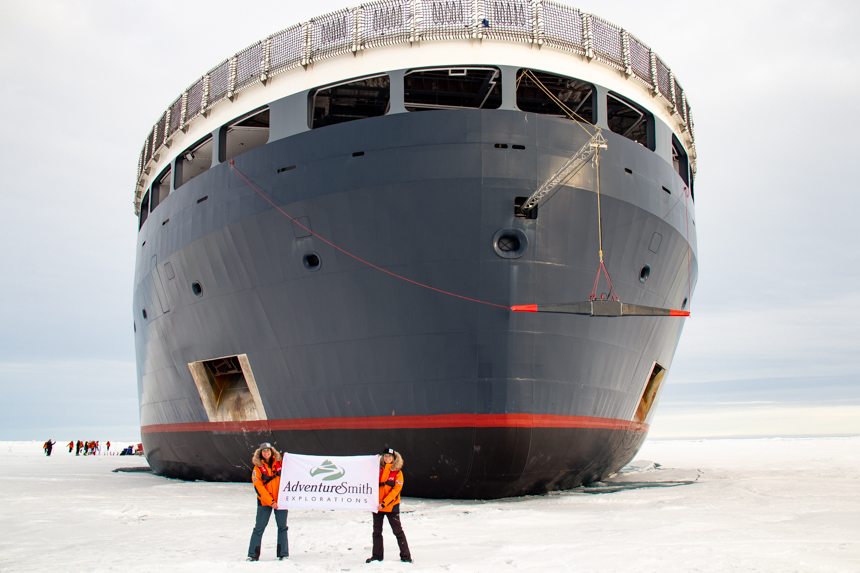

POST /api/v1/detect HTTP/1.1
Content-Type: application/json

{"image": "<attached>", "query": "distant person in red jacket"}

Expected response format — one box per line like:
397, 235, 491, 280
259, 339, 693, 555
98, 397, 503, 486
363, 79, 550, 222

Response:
43, 440, 55, 456
106, 441, 111, 454
247, 443, 288, 561
367, 448, 412, 563
67, 441, 74, 453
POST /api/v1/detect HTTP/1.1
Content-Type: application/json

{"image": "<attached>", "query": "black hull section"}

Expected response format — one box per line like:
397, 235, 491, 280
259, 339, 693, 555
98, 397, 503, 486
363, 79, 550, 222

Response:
143, 426, 647, 498
134, 108, 697, 499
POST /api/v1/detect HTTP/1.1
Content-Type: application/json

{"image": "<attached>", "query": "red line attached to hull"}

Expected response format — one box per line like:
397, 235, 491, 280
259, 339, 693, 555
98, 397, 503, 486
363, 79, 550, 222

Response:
141, 413, 648, 434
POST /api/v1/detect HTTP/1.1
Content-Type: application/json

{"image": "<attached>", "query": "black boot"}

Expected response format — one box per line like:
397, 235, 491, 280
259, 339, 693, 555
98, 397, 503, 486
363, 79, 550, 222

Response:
366, 557, 382, 563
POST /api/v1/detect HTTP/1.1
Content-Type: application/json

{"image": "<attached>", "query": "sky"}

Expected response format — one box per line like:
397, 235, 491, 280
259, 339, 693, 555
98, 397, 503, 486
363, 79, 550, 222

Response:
0, 0, 858, 440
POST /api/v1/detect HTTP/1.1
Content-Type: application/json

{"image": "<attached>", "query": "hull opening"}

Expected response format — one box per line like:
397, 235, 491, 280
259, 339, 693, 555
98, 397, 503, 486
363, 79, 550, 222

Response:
188, 355, 267, 422
635, 362, 667, 423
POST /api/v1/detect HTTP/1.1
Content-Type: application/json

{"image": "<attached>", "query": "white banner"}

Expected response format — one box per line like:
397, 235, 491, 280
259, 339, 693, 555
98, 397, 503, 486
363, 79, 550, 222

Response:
277, 453, 379, 511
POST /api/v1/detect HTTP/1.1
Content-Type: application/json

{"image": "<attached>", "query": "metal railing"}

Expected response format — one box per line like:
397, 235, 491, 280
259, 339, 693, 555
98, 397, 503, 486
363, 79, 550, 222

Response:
135, 0, 696, 209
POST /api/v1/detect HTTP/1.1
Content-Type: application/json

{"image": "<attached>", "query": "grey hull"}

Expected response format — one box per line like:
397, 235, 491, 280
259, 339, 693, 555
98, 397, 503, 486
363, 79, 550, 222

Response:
133, 109, 697, 498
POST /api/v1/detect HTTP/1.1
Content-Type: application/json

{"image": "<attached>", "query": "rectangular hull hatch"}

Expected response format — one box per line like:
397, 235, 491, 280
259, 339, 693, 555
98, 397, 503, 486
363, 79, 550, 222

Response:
634, 362, 666, 423
188, 355, 267, 422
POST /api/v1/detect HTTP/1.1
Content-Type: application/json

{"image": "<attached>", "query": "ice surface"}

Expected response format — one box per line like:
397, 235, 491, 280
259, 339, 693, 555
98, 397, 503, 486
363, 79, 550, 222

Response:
1, 437, 858, 572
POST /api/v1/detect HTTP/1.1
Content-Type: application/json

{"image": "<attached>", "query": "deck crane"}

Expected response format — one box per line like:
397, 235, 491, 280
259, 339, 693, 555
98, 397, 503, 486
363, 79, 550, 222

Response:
517, 130, 607, 216
511, 129, 689, 318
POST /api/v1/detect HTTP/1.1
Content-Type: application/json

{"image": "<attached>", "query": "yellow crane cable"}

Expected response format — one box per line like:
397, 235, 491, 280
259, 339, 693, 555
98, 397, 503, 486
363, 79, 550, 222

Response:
516, 70, 607, 269
519, 69, 599, 138
595, 146, 604, 263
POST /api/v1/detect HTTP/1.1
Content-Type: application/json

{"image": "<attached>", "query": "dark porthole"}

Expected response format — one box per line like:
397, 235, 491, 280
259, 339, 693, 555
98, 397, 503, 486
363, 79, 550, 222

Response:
142, 308, 147, 320
303, 252, 321, 271
493, 228, 528, 259
682, 297, 688, 309
639, 265, 651, 283
498, 235, 519, 251
191, 281, 203, 296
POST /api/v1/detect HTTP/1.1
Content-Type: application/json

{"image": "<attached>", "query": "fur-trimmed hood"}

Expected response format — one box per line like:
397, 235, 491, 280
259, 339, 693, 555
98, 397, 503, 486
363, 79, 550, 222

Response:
381, 450, 404, 472
252, 445, 282, 468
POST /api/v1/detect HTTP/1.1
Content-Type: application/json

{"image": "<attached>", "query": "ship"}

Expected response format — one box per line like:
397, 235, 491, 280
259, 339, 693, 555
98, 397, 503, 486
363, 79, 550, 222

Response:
133, 0, 698, 499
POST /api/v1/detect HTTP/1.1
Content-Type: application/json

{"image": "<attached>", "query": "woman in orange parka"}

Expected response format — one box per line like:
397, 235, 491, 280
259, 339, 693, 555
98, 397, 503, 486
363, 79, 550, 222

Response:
247, 442, 289, 561
367, 448, 412, 563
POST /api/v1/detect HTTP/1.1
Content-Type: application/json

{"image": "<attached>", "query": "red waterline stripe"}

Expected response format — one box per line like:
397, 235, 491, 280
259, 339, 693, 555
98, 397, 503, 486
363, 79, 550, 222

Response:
141, 414, 648, 434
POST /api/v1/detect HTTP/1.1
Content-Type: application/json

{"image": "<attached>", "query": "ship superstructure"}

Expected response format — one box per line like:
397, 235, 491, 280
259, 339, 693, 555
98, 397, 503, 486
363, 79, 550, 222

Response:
133, 0, 698, 498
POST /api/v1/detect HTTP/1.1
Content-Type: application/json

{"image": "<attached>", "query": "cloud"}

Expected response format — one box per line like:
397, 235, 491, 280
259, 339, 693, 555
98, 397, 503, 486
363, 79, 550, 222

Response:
0, 360, 139, 440
1, 0, 858, 438
671, 293, 860, 383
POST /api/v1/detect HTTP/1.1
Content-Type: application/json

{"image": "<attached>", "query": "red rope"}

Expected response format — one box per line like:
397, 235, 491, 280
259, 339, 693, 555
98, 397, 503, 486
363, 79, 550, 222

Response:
229, 161, 511, 310
589, 261, 619, 301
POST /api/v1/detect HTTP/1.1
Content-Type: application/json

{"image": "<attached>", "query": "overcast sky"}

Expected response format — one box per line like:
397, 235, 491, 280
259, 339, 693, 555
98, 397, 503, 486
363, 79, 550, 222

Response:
1, 0, 857, 440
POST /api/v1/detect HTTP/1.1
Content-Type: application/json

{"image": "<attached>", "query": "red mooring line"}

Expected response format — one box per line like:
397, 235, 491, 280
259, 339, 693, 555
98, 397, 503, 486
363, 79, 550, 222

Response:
229, 161, 511, 310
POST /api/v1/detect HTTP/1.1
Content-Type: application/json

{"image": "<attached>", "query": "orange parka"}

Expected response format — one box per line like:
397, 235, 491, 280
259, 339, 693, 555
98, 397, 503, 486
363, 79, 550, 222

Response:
251, 447, 283, 507
378, 451, 405, 512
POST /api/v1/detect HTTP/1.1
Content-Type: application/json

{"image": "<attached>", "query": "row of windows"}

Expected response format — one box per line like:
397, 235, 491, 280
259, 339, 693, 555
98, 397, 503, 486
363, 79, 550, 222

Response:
139, 67, 690, 230
139, 108, 270, 229
308, 68, 652, 148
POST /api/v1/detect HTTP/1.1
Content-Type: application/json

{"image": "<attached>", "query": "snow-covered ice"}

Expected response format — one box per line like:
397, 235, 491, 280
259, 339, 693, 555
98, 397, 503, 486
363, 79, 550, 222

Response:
1, 437, 858, 572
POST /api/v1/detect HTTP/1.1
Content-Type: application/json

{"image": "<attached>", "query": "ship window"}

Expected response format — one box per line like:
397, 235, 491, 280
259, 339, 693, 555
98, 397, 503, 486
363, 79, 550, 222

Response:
188, 355, 267, 422
404, 67, 501, 111
634, 362, 666, 423
175, 135, 213, 188
220, 107, 269, 162
607, 92, 654, 150
310, 75, 390, 129
515, 69, 595, 124
672, 134, 689, 186
149, 166, 172, 213
138, 191, 150, 230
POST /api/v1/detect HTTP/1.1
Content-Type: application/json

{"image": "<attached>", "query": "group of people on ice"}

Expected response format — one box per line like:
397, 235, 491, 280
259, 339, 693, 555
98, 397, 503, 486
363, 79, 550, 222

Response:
247, 443, 412, 564
42, 440, 139, 456
66, 440, 110, 455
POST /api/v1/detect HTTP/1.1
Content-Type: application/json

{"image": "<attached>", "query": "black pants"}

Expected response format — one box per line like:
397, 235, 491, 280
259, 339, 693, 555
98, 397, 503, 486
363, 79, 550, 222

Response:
372, 506, 411, 561
248, 505, 288, 559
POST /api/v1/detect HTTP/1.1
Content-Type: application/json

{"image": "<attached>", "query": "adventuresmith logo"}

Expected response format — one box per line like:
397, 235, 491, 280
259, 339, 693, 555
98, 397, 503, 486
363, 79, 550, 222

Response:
309, 459, 345, 481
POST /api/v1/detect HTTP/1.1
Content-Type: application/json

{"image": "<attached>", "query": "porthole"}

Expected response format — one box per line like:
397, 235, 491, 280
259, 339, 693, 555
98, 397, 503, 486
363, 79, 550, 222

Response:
303, 252, 321, 271
142, 308, 147, 320
498, 235, 519, 251
639, 265, 651, 283
682, 297, 688, 309
492, 228, 528, 259
191, 281, 203, 296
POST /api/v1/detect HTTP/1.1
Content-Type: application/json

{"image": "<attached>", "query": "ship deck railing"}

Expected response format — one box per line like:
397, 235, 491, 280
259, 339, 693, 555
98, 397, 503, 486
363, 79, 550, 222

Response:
135, 0, 695, 207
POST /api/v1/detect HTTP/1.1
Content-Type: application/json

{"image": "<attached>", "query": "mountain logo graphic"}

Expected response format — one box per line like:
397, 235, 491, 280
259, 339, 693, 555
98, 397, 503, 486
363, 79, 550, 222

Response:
309, 460, 346, 481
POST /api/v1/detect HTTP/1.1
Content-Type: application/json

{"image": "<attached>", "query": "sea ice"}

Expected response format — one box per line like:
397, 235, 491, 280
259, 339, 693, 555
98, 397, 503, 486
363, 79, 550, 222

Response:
1, 437, 858, 572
